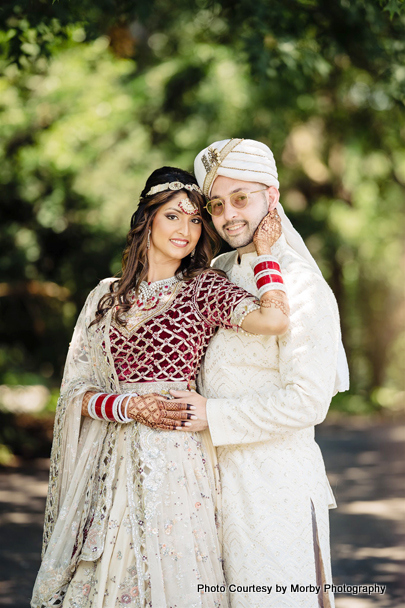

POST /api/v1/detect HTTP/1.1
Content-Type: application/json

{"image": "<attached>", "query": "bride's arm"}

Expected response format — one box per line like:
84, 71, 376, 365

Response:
81, 390, 193, 429
239, 290, 289, 335
240, 209, 289, 336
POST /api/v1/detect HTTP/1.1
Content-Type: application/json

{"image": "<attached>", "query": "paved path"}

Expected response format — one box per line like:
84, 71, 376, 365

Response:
317, 420, 404, 608
0, 420, 404, 607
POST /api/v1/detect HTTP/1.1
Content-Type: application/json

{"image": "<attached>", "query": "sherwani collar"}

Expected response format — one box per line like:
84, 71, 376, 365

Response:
234, 233, 287, 268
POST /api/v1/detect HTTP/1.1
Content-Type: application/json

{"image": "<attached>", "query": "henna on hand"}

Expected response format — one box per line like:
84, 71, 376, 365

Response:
161, 409, 195, 421
127, 393, 181, 430
253, 208, 282, 255
163, 401, 188, 411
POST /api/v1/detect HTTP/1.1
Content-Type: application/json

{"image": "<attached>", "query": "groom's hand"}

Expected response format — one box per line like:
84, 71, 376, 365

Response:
165, 389, 208, 432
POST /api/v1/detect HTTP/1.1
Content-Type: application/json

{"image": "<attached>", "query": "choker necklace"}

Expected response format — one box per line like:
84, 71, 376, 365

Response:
136, 276, 180, 310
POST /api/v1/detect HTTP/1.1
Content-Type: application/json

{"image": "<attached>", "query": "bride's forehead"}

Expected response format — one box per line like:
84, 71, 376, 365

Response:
159, 193, 187, 210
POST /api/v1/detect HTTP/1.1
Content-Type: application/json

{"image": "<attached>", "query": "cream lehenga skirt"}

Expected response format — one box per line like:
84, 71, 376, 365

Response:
63, 382, 228, 608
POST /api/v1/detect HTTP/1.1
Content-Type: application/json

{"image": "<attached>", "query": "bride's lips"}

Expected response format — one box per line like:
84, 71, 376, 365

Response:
170, 239, 189, 248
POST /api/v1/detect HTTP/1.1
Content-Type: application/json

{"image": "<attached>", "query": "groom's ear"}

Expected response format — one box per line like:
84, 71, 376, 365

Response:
266, 186, 280, 211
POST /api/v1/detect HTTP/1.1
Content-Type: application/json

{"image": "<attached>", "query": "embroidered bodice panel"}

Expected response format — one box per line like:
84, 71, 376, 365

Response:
107, 270, 256, 384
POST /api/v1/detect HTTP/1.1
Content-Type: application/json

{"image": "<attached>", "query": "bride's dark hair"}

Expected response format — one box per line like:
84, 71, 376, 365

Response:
91, 166, 222, 326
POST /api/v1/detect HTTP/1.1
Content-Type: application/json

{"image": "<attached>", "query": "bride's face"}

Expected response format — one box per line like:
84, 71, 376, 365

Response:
149, 193, 202, 262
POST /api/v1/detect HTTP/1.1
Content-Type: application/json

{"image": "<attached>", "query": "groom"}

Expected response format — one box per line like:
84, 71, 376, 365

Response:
170, 138, 349, 608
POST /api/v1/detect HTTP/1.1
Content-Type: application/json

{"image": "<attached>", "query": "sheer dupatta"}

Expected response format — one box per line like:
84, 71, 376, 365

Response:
32, 279, 120, 606
31, 277, 223, 608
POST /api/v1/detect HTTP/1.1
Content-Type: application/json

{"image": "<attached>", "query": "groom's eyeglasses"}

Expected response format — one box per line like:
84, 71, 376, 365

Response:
204, 188, 267, 217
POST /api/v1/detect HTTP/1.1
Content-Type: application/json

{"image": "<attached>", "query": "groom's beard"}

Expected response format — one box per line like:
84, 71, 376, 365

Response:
219, 219, 256, 248
216, 205, 268, 249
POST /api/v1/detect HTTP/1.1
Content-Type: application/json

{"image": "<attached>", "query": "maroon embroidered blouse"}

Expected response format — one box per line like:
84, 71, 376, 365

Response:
108, 271, 256, 385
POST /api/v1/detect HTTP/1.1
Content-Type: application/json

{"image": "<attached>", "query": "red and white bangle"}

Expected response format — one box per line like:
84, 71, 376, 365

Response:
253, 255, 286, 298
88, 392, 104, 420
87, 392, 137, 423
116, 393, 134, 423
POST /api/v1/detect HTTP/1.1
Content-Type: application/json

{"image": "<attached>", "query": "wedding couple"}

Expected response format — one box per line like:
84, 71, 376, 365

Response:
31, 138, 349, 608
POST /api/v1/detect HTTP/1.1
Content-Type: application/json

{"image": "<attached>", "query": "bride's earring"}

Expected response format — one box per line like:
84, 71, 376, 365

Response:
147, 229, 151, 249
190, 248, 195, 258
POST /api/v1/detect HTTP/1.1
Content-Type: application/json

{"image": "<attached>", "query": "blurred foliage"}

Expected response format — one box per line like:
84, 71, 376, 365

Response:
0, 411, 55, 459
0, 0, 404, 423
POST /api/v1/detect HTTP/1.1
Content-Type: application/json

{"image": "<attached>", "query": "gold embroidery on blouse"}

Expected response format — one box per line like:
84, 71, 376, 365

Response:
112, 282, 184, 338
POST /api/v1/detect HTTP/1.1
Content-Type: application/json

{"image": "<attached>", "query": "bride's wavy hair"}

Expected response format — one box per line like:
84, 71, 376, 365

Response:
91, 166, 222, 327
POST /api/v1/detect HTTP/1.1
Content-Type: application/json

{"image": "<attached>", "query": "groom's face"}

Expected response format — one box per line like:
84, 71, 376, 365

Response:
209, 176, 269, 249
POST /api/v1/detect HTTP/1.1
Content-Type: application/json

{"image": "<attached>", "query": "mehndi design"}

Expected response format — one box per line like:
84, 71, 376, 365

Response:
260, 292, 290, 317
253, 208, 282, 255
127, 393, 180, 430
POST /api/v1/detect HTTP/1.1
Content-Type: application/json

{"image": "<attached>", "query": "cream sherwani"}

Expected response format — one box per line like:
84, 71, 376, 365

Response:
198, 235, 339, 608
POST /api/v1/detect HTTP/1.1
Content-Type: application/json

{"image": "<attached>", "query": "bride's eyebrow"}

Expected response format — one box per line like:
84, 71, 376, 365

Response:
165, 207, 202, 217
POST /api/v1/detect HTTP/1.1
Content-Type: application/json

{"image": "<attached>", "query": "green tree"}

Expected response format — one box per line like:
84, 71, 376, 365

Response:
0, 0, 404, 415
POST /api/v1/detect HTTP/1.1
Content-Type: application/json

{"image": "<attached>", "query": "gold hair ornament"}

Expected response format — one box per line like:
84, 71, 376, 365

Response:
146, 182, 203, 197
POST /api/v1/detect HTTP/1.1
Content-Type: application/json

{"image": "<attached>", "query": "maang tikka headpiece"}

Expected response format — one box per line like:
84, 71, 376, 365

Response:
178, 198, 198, 215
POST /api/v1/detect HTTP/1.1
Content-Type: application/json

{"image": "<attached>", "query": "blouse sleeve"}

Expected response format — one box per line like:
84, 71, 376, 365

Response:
193, 270, 259, 329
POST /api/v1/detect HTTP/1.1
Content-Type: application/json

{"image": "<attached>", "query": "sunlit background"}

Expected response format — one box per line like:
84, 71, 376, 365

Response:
0, 1, 404, 606
1, 1, 404, 428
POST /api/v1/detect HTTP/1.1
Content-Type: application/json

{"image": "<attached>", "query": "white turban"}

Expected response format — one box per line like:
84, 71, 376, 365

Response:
194, 138, 280, 196
194, 138, 349, 394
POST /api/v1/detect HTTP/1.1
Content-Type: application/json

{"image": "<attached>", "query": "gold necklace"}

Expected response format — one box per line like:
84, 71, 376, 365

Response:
136, 276, 180, 310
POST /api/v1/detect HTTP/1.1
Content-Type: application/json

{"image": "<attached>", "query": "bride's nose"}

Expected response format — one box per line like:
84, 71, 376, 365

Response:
177, 217, 191, 236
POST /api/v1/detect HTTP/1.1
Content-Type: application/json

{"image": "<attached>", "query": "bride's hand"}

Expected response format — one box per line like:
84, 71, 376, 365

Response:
126, 393, 184, 430
253, 208, 282, 255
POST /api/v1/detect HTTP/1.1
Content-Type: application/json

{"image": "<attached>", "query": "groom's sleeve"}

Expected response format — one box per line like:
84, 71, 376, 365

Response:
206, 269, 341, 447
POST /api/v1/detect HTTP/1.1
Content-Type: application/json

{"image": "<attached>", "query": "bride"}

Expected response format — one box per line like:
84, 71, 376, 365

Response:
31, 166, 289, 608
